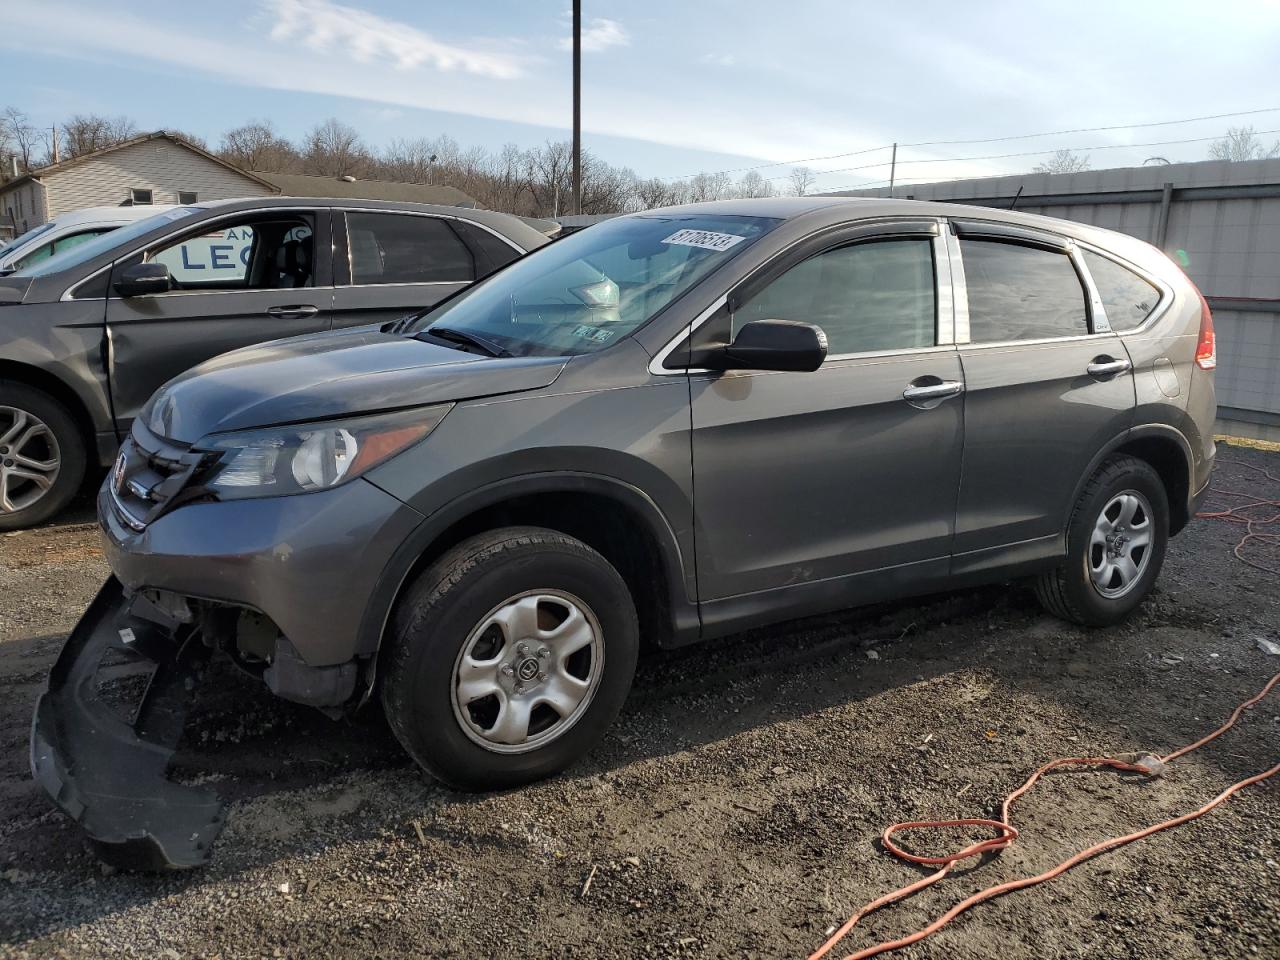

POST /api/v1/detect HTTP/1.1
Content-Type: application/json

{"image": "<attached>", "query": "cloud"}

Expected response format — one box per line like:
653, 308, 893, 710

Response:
265, 0, 525, 78
700, 53, 736, 67
557, 17, 629, 53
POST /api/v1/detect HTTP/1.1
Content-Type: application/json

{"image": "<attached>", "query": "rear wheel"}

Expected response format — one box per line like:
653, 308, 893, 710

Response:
381, 527, 639, 790
1034, 455, 1169, 626
0, 383, 87, 532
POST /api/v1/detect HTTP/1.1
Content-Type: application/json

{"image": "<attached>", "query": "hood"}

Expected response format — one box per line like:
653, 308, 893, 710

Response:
143, 327, 568, 443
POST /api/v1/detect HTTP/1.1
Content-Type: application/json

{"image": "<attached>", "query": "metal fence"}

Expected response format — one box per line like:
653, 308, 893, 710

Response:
831, 158, 1280, 432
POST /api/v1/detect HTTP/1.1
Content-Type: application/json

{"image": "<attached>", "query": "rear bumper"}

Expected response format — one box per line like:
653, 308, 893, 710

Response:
30, 577, 223, 871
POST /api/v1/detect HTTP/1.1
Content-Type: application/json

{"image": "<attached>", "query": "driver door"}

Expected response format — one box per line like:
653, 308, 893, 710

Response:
104, 209, 334, 433
688, 222, 967, 629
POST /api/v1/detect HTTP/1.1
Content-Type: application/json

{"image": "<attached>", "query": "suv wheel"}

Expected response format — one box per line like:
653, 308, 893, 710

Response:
1034, 455, 1169, 626
0, 384, 87, 532
381, 527, 639, 790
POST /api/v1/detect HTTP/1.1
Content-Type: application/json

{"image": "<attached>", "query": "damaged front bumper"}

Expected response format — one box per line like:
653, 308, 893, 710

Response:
30, 577, 225, 871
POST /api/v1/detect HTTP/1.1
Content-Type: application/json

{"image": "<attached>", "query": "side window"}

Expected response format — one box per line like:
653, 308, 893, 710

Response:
13, 241, 55, 269
148, 217, 314, 291
734, 239, 936, 355
54, 229, 113, 255
15, 229, 114, 269
1083, 251, 1161, 332
451, 219, 523, 277
346, 212, 474, 285
961, 239, 1088, 342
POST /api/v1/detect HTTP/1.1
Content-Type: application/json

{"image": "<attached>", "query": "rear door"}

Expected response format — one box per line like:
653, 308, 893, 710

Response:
687, 221, 967, 622
948, 220, 1136, 571
103, 208, 334, 431
330, 211, 491, 329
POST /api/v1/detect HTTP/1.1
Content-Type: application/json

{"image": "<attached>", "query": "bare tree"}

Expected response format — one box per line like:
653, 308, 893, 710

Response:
1208, 126, 1280, 162
473, 143, 531, 213
525, 141, 576, 216
381, 137, 442, 183
689, 171, 731, 202
61, 114, 137, 158
733, 170, 774, 198
633, 176, 687, 210
303, 118, 370, 177
1032, 149, 1091, 174
219, 120, 299, 172
788, 166, 816, 196
2, 107, 42, 171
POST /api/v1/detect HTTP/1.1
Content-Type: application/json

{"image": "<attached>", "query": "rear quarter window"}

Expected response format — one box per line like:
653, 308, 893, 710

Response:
1083, 251, 1161, 332
961, 239, 1089, 342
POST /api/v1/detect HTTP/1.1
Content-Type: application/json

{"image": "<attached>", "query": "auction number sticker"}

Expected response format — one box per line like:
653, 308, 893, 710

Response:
662, 228, 747, 252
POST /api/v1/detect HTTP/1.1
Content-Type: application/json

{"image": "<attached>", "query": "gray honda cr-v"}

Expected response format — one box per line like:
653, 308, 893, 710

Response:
33, 197, 1216, 869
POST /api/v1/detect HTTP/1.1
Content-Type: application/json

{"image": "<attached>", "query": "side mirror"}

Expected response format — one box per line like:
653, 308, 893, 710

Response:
709, 319, 828, 372
114, 262, 171, 297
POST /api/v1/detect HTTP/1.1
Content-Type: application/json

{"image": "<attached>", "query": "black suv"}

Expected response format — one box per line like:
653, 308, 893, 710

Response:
0, 198, 549, 528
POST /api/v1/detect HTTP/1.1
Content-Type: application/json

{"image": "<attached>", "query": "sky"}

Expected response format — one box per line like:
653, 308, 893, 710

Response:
5, 0, 1280, 193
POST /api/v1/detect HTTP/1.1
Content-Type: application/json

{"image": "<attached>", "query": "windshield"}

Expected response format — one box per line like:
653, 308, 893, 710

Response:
0, 222, 55, 258
410, 213, 779, 357
11, 206, 203, 278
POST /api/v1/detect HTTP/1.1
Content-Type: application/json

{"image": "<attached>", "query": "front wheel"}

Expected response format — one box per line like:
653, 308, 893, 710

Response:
381, 527, 639, 791
0, 384, 87, 532
1034, 455, 1169, 626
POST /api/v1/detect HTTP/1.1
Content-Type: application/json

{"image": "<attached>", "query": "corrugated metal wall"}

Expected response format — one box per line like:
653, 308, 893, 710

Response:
833, 158, 1280, 428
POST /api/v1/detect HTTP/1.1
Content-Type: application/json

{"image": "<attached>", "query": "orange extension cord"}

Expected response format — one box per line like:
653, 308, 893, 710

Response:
809, 672, 1280, 960
1196, 457, 1280, 576
811, 455, 1280, 960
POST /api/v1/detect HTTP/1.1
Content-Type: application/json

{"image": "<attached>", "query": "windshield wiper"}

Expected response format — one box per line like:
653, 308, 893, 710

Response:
420, 325, 510, 358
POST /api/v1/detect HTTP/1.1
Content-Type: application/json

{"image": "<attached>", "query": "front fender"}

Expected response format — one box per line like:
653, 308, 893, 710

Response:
356, 470, 701, 662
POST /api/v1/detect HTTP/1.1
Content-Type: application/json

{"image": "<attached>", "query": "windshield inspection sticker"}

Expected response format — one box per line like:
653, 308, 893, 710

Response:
661, 228, 747, 252
572, 324, 616, 344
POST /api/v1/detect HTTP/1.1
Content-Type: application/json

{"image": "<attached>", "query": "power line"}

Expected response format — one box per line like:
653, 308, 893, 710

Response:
675, 142, 892, 180
900, 105, 1280, 148
683, 104, 1280, 181
776, 126, 1280, 182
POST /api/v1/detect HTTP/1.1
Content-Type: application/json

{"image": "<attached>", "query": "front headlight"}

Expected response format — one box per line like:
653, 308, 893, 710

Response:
195, 405, 451, 500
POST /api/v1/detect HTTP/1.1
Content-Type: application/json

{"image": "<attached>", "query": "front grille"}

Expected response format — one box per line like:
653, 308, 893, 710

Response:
109, 422, 205, 531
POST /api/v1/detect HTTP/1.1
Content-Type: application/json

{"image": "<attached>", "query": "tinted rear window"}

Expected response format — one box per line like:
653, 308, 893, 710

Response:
451, 219, 524, 277
347, 212, 474, 285
962, 239, 1088, 342
1083, 251, 1161, 332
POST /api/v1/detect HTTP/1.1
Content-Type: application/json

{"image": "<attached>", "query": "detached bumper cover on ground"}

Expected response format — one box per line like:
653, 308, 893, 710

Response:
30, 577, 224, 871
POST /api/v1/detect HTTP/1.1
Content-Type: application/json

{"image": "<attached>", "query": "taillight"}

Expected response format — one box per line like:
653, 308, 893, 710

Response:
1194, 289, 1216, 371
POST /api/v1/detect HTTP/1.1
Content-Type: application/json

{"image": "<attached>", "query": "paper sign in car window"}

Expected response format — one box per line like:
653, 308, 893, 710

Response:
661, 228, 747, 252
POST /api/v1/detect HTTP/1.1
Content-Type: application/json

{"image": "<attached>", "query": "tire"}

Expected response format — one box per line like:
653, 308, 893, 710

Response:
1034, 455, 1169, 627
381, 526, 639, 791
0, 383, 87, 532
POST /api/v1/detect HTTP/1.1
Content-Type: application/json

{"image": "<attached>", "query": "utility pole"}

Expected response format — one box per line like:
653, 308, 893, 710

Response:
888, 142, 897, 196
51, 125, 60, 164
571, 0, 582, 216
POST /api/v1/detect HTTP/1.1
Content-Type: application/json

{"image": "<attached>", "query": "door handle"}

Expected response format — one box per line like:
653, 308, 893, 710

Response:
266, 305, 319, 319
1086, 357, 1132, 378
902, 380, 964, 403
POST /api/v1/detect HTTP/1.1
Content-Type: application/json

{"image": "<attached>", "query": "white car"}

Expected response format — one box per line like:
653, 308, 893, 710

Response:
0, 204, 177, 275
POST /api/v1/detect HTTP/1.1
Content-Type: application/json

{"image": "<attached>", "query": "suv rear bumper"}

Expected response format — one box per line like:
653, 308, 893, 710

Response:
97, 477, 424, 667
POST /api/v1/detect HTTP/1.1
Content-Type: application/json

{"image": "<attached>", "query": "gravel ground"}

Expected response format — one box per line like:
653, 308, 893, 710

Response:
0, 446, 1277, 960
